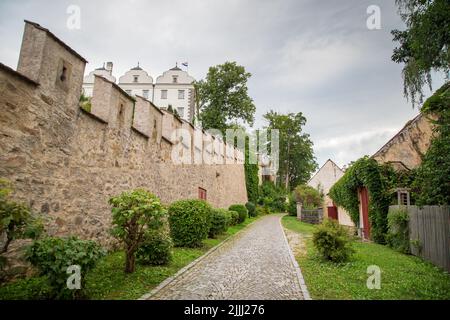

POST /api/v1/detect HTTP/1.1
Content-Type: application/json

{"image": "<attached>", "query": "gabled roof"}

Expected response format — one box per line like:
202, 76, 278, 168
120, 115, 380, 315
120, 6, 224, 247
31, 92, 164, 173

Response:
307, 159, 343, 184
371, 113, 423, 160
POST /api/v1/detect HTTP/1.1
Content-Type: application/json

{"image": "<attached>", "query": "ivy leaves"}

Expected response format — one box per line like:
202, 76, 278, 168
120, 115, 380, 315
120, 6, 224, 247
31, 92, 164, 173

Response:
329, 157, 391, 243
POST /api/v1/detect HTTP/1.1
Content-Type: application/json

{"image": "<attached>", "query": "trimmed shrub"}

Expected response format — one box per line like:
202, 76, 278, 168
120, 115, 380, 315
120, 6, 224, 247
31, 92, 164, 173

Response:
245, 202, 256, 217
256, 205, 270, 216
209, 209, 230, 238
136, 231, 173, 265
312, 219, 354, 263
26, 236, 105, 299
228, 204, 248, 224
168, 199, 212, 247
228, 210, 240, 226
387, 208, 410, 254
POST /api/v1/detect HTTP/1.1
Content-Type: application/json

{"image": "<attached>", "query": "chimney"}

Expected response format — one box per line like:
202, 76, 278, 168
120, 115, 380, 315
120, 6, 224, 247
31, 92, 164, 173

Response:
106, 61, 113, 75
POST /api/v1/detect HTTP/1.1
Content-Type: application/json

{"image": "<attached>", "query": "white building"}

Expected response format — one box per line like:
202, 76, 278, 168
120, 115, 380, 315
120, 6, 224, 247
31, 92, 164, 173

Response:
151, 64, 195, 122
82, 62, 196, 122
82, 62, 115, 97
117, 63, 154, 101
307, 159, 354, 227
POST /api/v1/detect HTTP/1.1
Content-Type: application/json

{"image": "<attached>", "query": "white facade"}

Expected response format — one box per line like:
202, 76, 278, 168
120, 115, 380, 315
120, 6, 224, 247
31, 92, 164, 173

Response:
82, 63, 196, 122
117, 65, 154, 100
307, 159, 354, 226
82, 62, 115, 97
152, 65, 195, 122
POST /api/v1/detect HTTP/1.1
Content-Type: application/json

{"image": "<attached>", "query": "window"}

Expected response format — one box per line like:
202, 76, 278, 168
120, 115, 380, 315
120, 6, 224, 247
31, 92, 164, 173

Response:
161, 90, 168, 99
133, 75, 139, 83
178, 90, 185, 99
177, 107, 184, 118
55, 59, 72, 91
198, 187, 207, 200
143, 90, 149, 99
172, 75, 178, 83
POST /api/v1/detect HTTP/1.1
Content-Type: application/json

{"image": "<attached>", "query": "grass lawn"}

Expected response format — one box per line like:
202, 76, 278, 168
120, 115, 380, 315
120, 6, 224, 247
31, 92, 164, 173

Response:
282, 215, 450, 300
0, 215, 261, 300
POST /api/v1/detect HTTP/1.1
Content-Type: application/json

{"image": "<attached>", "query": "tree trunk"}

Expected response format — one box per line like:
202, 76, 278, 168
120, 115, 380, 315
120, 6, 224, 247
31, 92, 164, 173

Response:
0, 236, 12, 254
124, 249, 136, 273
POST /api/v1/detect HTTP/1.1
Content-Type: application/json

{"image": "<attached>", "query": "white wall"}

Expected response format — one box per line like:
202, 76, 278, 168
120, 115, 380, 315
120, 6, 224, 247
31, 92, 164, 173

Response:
308, 159, 354, 226
82, 68, 116, 97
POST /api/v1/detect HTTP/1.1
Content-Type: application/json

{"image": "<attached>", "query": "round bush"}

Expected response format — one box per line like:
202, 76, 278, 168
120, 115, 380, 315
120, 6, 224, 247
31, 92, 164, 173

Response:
228, 204, 248, 224
209, 209, 230, 238
136, 232, 172, 265
312, 219, 354, 263
228, 210, 239, 226
26, 236, 105, 299
245, 202, 256, 217
168, 199, 212, 247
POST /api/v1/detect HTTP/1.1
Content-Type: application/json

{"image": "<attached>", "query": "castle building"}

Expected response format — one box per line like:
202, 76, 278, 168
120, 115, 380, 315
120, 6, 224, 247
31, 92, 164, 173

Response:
82, 62, 196, 123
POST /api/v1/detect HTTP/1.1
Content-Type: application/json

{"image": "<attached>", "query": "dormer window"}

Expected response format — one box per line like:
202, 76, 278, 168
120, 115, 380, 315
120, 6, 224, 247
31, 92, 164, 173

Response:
133, 75, 139, 83
172, 75, 178, 83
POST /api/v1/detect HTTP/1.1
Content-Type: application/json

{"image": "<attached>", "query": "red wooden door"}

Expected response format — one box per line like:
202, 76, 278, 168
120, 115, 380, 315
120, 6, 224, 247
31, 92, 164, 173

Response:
327, 206, 338, 220
198, 187, 207, 200
359, 187, 370, 239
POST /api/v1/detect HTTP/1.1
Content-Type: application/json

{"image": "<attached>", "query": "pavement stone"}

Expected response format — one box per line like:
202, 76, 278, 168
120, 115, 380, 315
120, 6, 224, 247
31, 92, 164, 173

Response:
145, 214, 307, 300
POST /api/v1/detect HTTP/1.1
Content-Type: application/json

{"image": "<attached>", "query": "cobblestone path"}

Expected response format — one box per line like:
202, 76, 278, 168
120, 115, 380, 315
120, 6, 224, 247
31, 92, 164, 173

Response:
145, 214, 308, 300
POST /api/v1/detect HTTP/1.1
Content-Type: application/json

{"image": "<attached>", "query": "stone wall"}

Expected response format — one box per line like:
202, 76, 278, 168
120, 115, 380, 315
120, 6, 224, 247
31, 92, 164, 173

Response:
0, 21, 247, 249
372, 113, 435, 170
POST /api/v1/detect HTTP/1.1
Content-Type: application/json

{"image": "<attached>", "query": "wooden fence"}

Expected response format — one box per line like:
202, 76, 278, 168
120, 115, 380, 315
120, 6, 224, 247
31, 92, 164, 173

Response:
389, 205, 450, 272
296, 203, 323, 224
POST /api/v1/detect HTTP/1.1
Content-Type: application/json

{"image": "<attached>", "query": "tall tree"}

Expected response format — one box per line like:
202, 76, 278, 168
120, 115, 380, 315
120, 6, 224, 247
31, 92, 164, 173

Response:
413, 82, 450, 205
195, 62, 256, 133
391, 0, 450, 106
263, 111, 317, 190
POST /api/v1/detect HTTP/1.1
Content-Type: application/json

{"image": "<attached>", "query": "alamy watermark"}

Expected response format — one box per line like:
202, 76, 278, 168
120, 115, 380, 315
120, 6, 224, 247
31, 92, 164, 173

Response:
67, 5, 81, 30
66, 265, 81, 290
366, 5, 381, 30
367, 265, 381, 289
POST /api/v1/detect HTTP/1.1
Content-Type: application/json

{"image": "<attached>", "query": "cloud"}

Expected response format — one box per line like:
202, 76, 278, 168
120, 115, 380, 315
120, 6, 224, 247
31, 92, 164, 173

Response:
273, 37, 363, 89
314, 128, 398, 167
0, 0, 445, 175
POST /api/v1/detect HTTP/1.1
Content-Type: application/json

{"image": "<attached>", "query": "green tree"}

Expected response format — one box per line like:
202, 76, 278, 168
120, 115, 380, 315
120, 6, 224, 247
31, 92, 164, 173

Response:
391, 0, 450, 106
109, 189, 167, 273
413, 82, 450, 205
195, 62, 256, 133
263, 111, 317, 190
0, 179, 44, 255
293, 185, 324, 209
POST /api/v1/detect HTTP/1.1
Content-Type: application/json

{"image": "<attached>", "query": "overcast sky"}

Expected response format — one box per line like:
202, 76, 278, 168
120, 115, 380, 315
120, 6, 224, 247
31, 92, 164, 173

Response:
0, 0, 445, 169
